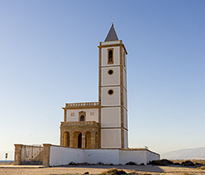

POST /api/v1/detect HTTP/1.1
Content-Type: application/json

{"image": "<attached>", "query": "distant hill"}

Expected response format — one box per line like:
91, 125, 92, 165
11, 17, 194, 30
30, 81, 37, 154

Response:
161, 147, 205, 160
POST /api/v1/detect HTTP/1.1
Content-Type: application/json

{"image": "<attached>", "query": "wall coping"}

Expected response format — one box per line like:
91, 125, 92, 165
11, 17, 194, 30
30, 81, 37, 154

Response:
63, 102, 99, 109
49, 144, 160, 156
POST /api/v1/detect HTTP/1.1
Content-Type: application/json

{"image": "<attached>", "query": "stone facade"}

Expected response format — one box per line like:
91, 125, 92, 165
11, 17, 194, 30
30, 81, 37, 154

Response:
60, 121, 99, 149
14, 144, 23, 165
60, 102, 100, 149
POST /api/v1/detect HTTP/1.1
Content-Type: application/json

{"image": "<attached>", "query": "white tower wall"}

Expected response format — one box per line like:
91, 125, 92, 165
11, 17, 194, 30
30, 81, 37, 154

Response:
99, 31, 128, 148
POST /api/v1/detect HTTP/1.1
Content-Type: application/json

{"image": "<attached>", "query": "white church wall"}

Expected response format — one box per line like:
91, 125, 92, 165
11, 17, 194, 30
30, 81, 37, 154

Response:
48, 145, 159, 166
119, 150, 147, 165
66, 109, 98, 122
66, 110, 78, 121
147, 151, 160, 163
123, 88, 127, 109
123, 67, 127, 89
101, 87, 120, 106
123, 108, 127, 129
84, 149, 120, 164
86, 109, 99, 122
101, 107, 121, 127
123, 49, 127, 67
101, 40, 121, 46
101, 129, 121, 148
101, 47, 120, 66
101, 67, 120, 86
124, 130, 128, 148
49, 146, 84, 166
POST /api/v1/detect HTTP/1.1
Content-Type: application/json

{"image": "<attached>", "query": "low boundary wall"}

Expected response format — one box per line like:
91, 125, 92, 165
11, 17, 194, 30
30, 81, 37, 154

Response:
47, 144, 160, 166
14, 144, 43, 165
14, 144, 160, 166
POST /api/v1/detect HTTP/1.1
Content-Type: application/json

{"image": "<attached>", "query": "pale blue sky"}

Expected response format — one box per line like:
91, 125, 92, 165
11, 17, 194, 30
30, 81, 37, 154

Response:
0, 0, 205, 160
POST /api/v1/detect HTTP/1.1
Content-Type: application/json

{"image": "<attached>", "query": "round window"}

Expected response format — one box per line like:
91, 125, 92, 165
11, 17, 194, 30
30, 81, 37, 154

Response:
108, 89, 114, 95
108, 69, 113, 75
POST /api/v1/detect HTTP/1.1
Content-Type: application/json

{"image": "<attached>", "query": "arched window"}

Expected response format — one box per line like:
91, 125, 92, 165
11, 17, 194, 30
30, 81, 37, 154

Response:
79, 111, 86, 121
108, 49, 113, 64
80, 115, 85, 121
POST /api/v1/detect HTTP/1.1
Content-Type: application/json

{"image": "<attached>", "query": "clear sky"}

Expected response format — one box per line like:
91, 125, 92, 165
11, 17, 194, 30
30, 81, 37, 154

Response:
0, 0, 205, 160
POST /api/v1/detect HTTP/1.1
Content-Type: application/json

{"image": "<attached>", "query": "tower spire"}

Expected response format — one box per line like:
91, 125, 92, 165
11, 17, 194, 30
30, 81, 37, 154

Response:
104, 23, 119, 42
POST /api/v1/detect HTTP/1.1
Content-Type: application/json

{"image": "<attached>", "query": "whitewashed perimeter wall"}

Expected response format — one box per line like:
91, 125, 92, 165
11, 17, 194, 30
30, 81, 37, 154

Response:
147, 150, 160, 162
49, 145, 160, 166
50, 146, 84, 166
119, 150, 147, 165
84, 149, 120, 165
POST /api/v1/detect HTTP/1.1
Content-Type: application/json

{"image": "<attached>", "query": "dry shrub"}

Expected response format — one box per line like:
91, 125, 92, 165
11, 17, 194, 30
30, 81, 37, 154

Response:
129, 171, 151, 175
149, 159, 173, 166
172, 159, 205, 165
198, 166, 205, 170
181, 160, 195, 166
125, 161, 137, 165
182, 172, 188, 175
99, 168, 127, 175
129, 170, 137, 174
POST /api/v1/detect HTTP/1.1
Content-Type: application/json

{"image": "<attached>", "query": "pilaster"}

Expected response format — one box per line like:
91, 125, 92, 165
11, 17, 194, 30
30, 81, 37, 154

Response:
91, 132, 95, 149
70, 132, 74, 148
82, 132, 86, 149
64, 109, 67, 122
43, 144, 51, 167
14, 144, 23, 165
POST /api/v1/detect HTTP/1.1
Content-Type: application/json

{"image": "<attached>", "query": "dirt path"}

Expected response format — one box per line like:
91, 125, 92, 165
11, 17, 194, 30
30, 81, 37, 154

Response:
0, 165, 205, 175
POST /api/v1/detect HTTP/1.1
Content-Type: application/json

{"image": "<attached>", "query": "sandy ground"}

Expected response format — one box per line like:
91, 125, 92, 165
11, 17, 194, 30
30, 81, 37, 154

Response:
0, 165, 205, 175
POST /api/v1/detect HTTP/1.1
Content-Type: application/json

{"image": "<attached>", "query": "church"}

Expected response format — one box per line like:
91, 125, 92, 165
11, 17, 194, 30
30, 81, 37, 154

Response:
14, 24, 160, 166
60, 24, 128, 149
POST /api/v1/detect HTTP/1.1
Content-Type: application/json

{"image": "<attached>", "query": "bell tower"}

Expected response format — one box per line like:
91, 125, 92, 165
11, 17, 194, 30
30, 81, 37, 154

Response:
98, 24, 128, 148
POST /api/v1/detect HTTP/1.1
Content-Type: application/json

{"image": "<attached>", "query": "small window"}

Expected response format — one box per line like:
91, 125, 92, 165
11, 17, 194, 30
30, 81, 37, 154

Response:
79, 111, 86, 121
108, 69, 113, 75
80, 115, 85, 121
108, 49, 113, 64
108, 89, 114, 95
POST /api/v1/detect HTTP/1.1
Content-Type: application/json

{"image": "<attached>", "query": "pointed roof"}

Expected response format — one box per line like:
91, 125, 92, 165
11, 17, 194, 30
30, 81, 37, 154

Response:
104, 24, 119, 42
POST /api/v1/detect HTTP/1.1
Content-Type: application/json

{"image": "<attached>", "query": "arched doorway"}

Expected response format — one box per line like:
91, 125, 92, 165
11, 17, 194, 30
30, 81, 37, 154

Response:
78, 133, 82, 148
64, 132, 69, 147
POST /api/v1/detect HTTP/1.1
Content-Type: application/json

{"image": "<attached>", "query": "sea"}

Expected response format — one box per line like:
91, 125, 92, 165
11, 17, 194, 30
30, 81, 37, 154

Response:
0, 160, 14, 163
